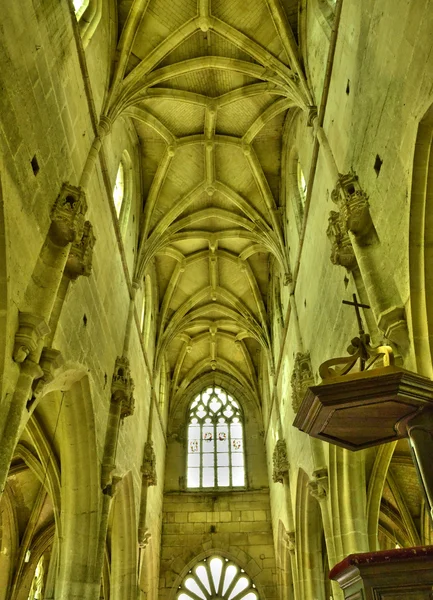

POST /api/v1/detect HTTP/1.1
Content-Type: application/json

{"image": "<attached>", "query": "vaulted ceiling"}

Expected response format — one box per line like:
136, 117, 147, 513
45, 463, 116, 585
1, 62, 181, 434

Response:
108, 0, 312, 410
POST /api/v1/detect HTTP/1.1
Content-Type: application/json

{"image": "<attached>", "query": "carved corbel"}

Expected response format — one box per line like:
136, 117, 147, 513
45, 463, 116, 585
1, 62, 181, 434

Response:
272, 439, 289, 483
111, 356, 135, 418
332, 173, 374, 239
291, 352, 315, 413
326, 211, 357, 271
32, 348, 63, 397
283, 270, 293, 287
139, 529, 152, 549
13, 312, 50, 363
308, 467, 329, 501
141, 441, 157, 487
65, 221, 96, 279
49, 183, 87, 246
283, 530, 296, 554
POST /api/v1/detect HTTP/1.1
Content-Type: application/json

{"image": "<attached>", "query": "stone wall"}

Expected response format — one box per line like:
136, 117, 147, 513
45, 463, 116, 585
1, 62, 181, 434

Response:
159, 491, 277, 600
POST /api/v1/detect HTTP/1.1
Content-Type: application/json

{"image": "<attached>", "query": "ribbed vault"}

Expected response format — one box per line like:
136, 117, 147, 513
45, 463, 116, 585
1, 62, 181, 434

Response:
107, 0, 310, 411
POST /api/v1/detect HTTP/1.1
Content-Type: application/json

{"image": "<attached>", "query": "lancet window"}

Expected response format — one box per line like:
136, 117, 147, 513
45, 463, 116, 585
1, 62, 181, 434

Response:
177, 555, 259, 600
113, 161, 125, 218
186, 387, 245, 489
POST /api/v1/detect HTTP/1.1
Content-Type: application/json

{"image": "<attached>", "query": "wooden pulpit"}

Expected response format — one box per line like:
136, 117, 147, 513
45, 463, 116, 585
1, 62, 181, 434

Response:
329, 546, 433, 599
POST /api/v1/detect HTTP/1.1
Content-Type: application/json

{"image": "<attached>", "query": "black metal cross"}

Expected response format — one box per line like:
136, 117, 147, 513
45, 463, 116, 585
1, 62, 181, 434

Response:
342, 293, 370, 336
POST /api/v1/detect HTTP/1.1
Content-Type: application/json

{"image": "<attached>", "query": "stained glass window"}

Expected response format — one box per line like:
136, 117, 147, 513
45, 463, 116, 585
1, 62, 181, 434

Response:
177, 556, 259, 600
187, 387, 245, 489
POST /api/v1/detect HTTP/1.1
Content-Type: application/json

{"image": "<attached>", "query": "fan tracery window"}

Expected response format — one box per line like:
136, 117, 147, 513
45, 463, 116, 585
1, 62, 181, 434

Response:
178, 556, 259, 600
187, 387, 245, 489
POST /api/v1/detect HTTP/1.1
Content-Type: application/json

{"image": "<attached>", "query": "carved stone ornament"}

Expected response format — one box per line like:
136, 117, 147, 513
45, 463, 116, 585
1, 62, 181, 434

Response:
332, 172, 373, 238
308, 467, 329, 501
272, 439, 289, 483
13, 312, 50, 363
102, 474, 122, 497
283, 530, 296, 554
111, 356, 135, 418
32, 347, 63, 396
291, 352, 315, 413
65, 221, 96, 279
141, 441, 157, 486
138, 528, 152, 549
326, 211, 357, 271
49, 183, 87, 246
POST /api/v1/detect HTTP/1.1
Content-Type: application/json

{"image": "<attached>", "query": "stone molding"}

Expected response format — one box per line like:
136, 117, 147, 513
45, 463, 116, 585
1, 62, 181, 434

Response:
111, 356, 135, 418
65, 221, 96, 279
141, 440, 157, 486
49, 183, 88, 246
291, 352, 315, 413
272, 439, 289, 483
13, 312, 50, 363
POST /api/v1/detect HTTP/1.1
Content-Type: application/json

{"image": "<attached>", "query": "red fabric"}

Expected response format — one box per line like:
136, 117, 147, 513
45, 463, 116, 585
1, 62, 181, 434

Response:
329, 546, 433, 580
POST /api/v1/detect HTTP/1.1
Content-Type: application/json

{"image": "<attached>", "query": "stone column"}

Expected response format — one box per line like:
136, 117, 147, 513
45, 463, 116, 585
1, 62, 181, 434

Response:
272, 440, 300, 600
397, 409, 433, 523
308, 469, 343, 600
138, 441, 157, 546
329, 173, 409, 351
93, 356, 135, 600
0, 187, 90, 495
46, 220, 96, 347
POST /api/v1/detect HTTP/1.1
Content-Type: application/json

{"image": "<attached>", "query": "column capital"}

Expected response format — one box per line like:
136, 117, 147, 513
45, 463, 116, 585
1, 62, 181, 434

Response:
13, 312, 50, 363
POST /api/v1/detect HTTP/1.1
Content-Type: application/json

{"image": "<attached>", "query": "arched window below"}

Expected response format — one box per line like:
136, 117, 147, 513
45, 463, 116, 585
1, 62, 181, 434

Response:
186, 386, 245, 489
177, 555, 259, 600
113, 161, 125, 218
28, 555, 44, 600
297, 160, 307, 205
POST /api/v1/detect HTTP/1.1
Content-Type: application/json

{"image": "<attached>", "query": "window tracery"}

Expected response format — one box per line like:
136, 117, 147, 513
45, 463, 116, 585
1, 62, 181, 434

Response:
177, 556, 259, 600
187, 387, 245, 489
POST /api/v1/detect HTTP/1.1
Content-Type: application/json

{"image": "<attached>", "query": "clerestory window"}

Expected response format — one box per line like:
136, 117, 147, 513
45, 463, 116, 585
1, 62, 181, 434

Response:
177, 555, 259, 600
186, 387, 245, 489
113, 161, 125, 218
